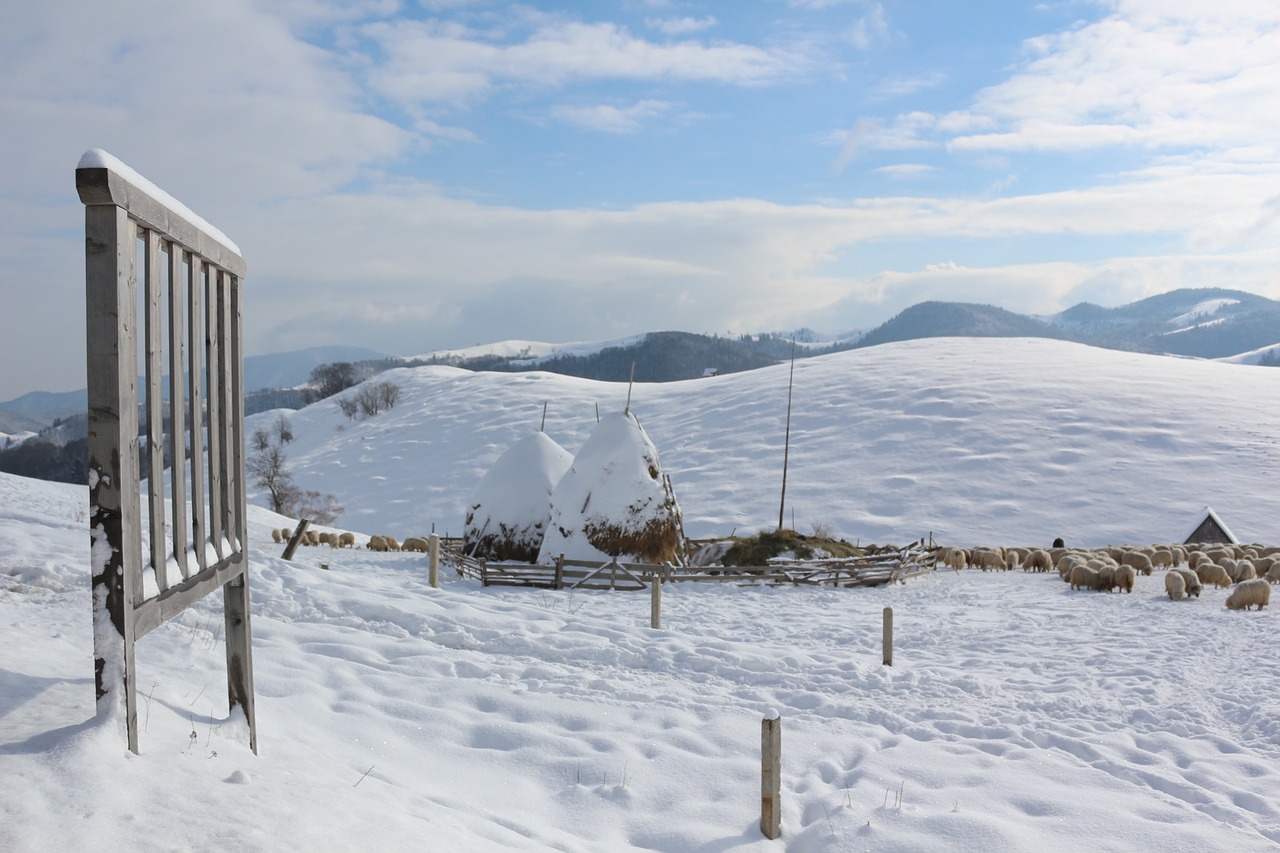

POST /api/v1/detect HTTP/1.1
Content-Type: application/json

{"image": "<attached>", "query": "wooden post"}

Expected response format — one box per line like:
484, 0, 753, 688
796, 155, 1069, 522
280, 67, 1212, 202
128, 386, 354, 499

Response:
650, 568, 662, 629
554, 554, 564, 590
883, 606, 894, 666
428, 534, 440, 588
761, 714, 782, 840
281, 519, 309, 561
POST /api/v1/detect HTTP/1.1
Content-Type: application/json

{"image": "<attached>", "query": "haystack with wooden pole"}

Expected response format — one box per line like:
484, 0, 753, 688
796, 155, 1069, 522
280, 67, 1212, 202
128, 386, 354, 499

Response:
536, 410, 683, 565
462, 431, 574, 563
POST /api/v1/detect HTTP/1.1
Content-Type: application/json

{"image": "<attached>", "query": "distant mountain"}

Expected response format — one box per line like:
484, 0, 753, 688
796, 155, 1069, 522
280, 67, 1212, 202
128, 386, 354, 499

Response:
1050, 288, 1280, 358
854, 302, 1071, 349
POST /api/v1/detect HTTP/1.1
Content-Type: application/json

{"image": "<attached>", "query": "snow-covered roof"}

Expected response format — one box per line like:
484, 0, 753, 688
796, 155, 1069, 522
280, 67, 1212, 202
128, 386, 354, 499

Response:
1181, 505, 1239, 544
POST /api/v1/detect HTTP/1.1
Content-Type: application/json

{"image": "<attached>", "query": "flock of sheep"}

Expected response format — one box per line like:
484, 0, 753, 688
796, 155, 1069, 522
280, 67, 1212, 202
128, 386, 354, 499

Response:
937, 543, 1276, 611
269, 527, 436, 553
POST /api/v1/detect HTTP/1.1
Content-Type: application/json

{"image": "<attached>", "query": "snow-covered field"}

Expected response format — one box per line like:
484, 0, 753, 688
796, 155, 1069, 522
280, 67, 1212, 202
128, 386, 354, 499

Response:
3, 337, 1279, 851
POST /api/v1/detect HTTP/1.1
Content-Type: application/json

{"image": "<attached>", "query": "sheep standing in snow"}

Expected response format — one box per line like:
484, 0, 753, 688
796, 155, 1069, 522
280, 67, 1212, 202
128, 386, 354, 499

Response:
973, 548, 1005, 572
1226, 578, 1271, 611
1113, 564, 1136, 593
1236, 560, 1257, 582
1173, 569, 1201, 598
338, 532, 355, 548
368, 535, 388, 552
1195, 563, 1232, 589
271, 528, 282, 544
402, 537, 430, 553
1121, 551, 1154, 576
941, 547, 966, 571
1024, 549, 1053, 573
1071, 565, 1099, 591
1165, 571, 1186, 601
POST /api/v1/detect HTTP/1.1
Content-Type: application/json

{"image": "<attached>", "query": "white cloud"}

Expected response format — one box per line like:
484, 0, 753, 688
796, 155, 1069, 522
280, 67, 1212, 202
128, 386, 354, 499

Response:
550, 100, 674, 134
645, 16, 719, 36
362, 18, 805, 109
874, 163, 937, 178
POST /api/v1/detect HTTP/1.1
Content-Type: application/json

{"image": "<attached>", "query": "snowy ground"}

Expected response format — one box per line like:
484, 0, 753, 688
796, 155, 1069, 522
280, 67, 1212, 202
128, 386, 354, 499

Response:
3, 337, 1279, 851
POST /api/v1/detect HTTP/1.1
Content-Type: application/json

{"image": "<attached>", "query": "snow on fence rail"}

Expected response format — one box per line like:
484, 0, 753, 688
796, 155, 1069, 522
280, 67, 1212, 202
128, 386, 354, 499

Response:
444, 539, 937, 590
78, 150, 257, 755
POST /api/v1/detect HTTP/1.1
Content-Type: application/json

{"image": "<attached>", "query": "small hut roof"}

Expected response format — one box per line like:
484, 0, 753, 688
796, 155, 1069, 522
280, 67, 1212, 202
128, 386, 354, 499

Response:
1181, 505, 1239, 545
536, 410, 682, 565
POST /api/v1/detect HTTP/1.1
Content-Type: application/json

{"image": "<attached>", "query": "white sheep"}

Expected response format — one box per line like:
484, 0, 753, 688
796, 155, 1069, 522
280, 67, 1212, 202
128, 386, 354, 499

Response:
1165, 571, 1186, 601
1265, 563, 1280, 584
382, 535, 402, 552
338, 532, 356, 549
271, 528, 282, 544
1173, 569, 1201, 598
1070, 565, 1099, 591
1121, 551, 1154, 576
1236, 560, 1257, 582
1113, 564, 1136, 593
402, 537, 430, 553
1195, 563, 1232, 589
368, 535, 389, 552
941, 547, 966, 571
1024, 549, 1054, 573
1150, 548, 1174, 569
973, 548, 1005, 572
1226, 578, 1271, 611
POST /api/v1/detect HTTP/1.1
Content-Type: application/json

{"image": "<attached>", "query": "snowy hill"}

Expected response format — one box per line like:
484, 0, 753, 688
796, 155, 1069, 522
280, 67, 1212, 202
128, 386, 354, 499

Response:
5, 336, 1280, 852
264, 337, 1280, 548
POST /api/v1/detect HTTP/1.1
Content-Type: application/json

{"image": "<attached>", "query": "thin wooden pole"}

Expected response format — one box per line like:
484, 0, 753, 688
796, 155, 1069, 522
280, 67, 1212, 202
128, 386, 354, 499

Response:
761, 714, 782, 839
625, 361, 636, 415
883, 606, 894, 666
650, 569, 661, 629
282, 519, 309, 561
540, 401, 547, 432
428, 534, 440, 588
777, 339, 796, 532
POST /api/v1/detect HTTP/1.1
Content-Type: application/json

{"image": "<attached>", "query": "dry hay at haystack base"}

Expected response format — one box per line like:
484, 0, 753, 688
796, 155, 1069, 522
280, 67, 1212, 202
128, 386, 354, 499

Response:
463, 431, 574, 563
536, 410, 683, 566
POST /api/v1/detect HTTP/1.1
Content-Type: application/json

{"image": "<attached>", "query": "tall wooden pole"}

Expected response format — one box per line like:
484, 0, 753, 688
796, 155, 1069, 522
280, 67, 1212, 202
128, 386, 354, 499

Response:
777, 339, 796, 532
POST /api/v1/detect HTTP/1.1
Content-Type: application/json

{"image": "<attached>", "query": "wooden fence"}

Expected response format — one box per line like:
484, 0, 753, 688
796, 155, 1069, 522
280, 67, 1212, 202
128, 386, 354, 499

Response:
78, 149, 256, 755
447, 539, 936, 591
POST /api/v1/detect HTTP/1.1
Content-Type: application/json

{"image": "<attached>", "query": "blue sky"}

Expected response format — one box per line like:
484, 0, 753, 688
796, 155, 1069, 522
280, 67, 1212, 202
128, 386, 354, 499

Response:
2, 1, 1278, 399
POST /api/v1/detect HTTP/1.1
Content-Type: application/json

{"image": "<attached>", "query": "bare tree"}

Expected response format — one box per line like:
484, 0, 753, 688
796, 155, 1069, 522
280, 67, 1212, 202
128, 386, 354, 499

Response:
247, 437, 299, 515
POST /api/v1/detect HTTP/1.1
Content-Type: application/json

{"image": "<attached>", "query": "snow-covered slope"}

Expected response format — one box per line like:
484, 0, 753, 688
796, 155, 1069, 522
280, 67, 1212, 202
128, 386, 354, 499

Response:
264, 337, 1280, 548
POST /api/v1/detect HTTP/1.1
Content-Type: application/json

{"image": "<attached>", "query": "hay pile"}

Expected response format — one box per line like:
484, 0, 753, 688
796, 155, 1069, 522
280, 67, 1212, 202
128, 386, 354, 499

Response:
536, 410, 683, 565
462, 431, 573, 562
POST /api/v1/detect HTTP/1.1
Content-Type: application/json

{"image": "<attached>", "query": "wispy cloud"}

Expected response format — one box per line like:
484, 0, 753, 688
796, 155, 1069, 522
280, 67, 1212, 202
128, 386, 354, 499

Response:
363, 19, 806, 109
645, 16, 719, 36
550, 99, 675, 134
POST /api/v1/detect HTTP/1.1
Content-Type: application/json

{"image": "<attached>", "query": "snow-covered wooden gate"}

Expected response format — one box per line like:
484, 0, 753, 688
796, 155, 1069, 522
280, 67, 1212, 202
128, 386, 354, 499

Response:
78, 150, 257, 754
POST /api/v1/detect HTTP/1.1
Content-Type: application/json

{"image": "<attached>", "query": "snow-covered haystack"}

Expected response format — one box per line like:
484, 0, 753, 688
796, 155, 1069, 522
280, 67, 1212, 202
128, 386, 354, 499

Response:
462, 431, 573, 562
536, 410, 683, 565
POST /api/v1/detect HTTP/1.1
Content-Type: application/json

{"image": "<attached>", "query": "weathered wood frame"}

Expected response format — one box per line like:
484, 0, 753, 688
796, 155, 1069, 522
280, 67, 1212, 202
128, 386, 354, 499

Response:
79, 153, 256, 755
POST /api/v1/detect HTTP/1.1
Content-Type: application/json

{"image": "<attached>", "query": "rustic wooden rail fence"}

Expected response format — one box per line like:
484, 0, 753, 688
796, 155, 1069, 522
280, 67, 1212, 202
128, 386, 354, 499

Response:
445, 539, 936, 591
79, 149, 256, 755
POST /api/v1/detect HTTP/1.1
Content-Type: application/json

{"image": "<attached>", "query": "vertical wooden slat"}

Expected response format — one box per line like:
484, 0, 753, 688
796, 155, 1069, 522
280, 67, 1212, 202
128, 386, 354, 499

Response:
144, 229, 168, 593
205, 267, 225, 559
187, 258, 208, 573
86, 205, 142, 754
216, 270, 236, 550
167, 244, 190, 581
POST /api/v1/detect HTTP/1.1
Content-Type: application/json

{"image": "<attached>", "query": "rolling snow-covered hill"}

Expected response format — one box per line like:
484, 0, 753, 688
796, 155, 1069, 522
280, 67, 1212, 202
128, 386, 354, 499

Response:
258, 337, 1280, 549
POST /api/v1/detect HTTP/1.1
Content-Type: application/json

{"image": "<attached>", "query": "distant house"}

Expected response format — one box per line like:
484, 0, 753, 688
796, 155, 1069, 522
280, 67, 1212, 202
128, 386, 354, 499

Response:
702, 368, 719, 378
1182, 506, 1238, 545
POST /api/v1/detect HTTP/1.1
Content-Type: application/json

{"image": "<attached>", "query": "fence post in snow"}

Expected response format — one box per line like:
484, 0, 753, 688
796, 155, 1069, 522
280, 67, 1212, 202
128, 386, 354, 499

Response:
281, 519, 310, 562
650, 568, 661, 629
883, 606, 894, 666
761, 713, 782, 839
428, 534, 440, 588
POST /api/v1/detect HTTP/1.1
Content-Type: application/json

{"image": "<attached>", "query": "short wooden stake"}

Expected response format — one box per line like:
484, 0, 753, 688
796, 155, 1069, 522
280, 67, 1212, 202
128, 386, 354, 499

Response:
761, 714, 782, 839
883, 606, 894, 666
281, 519, 310, 561
428, 534, 440, 588
650, 570, 662, 629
